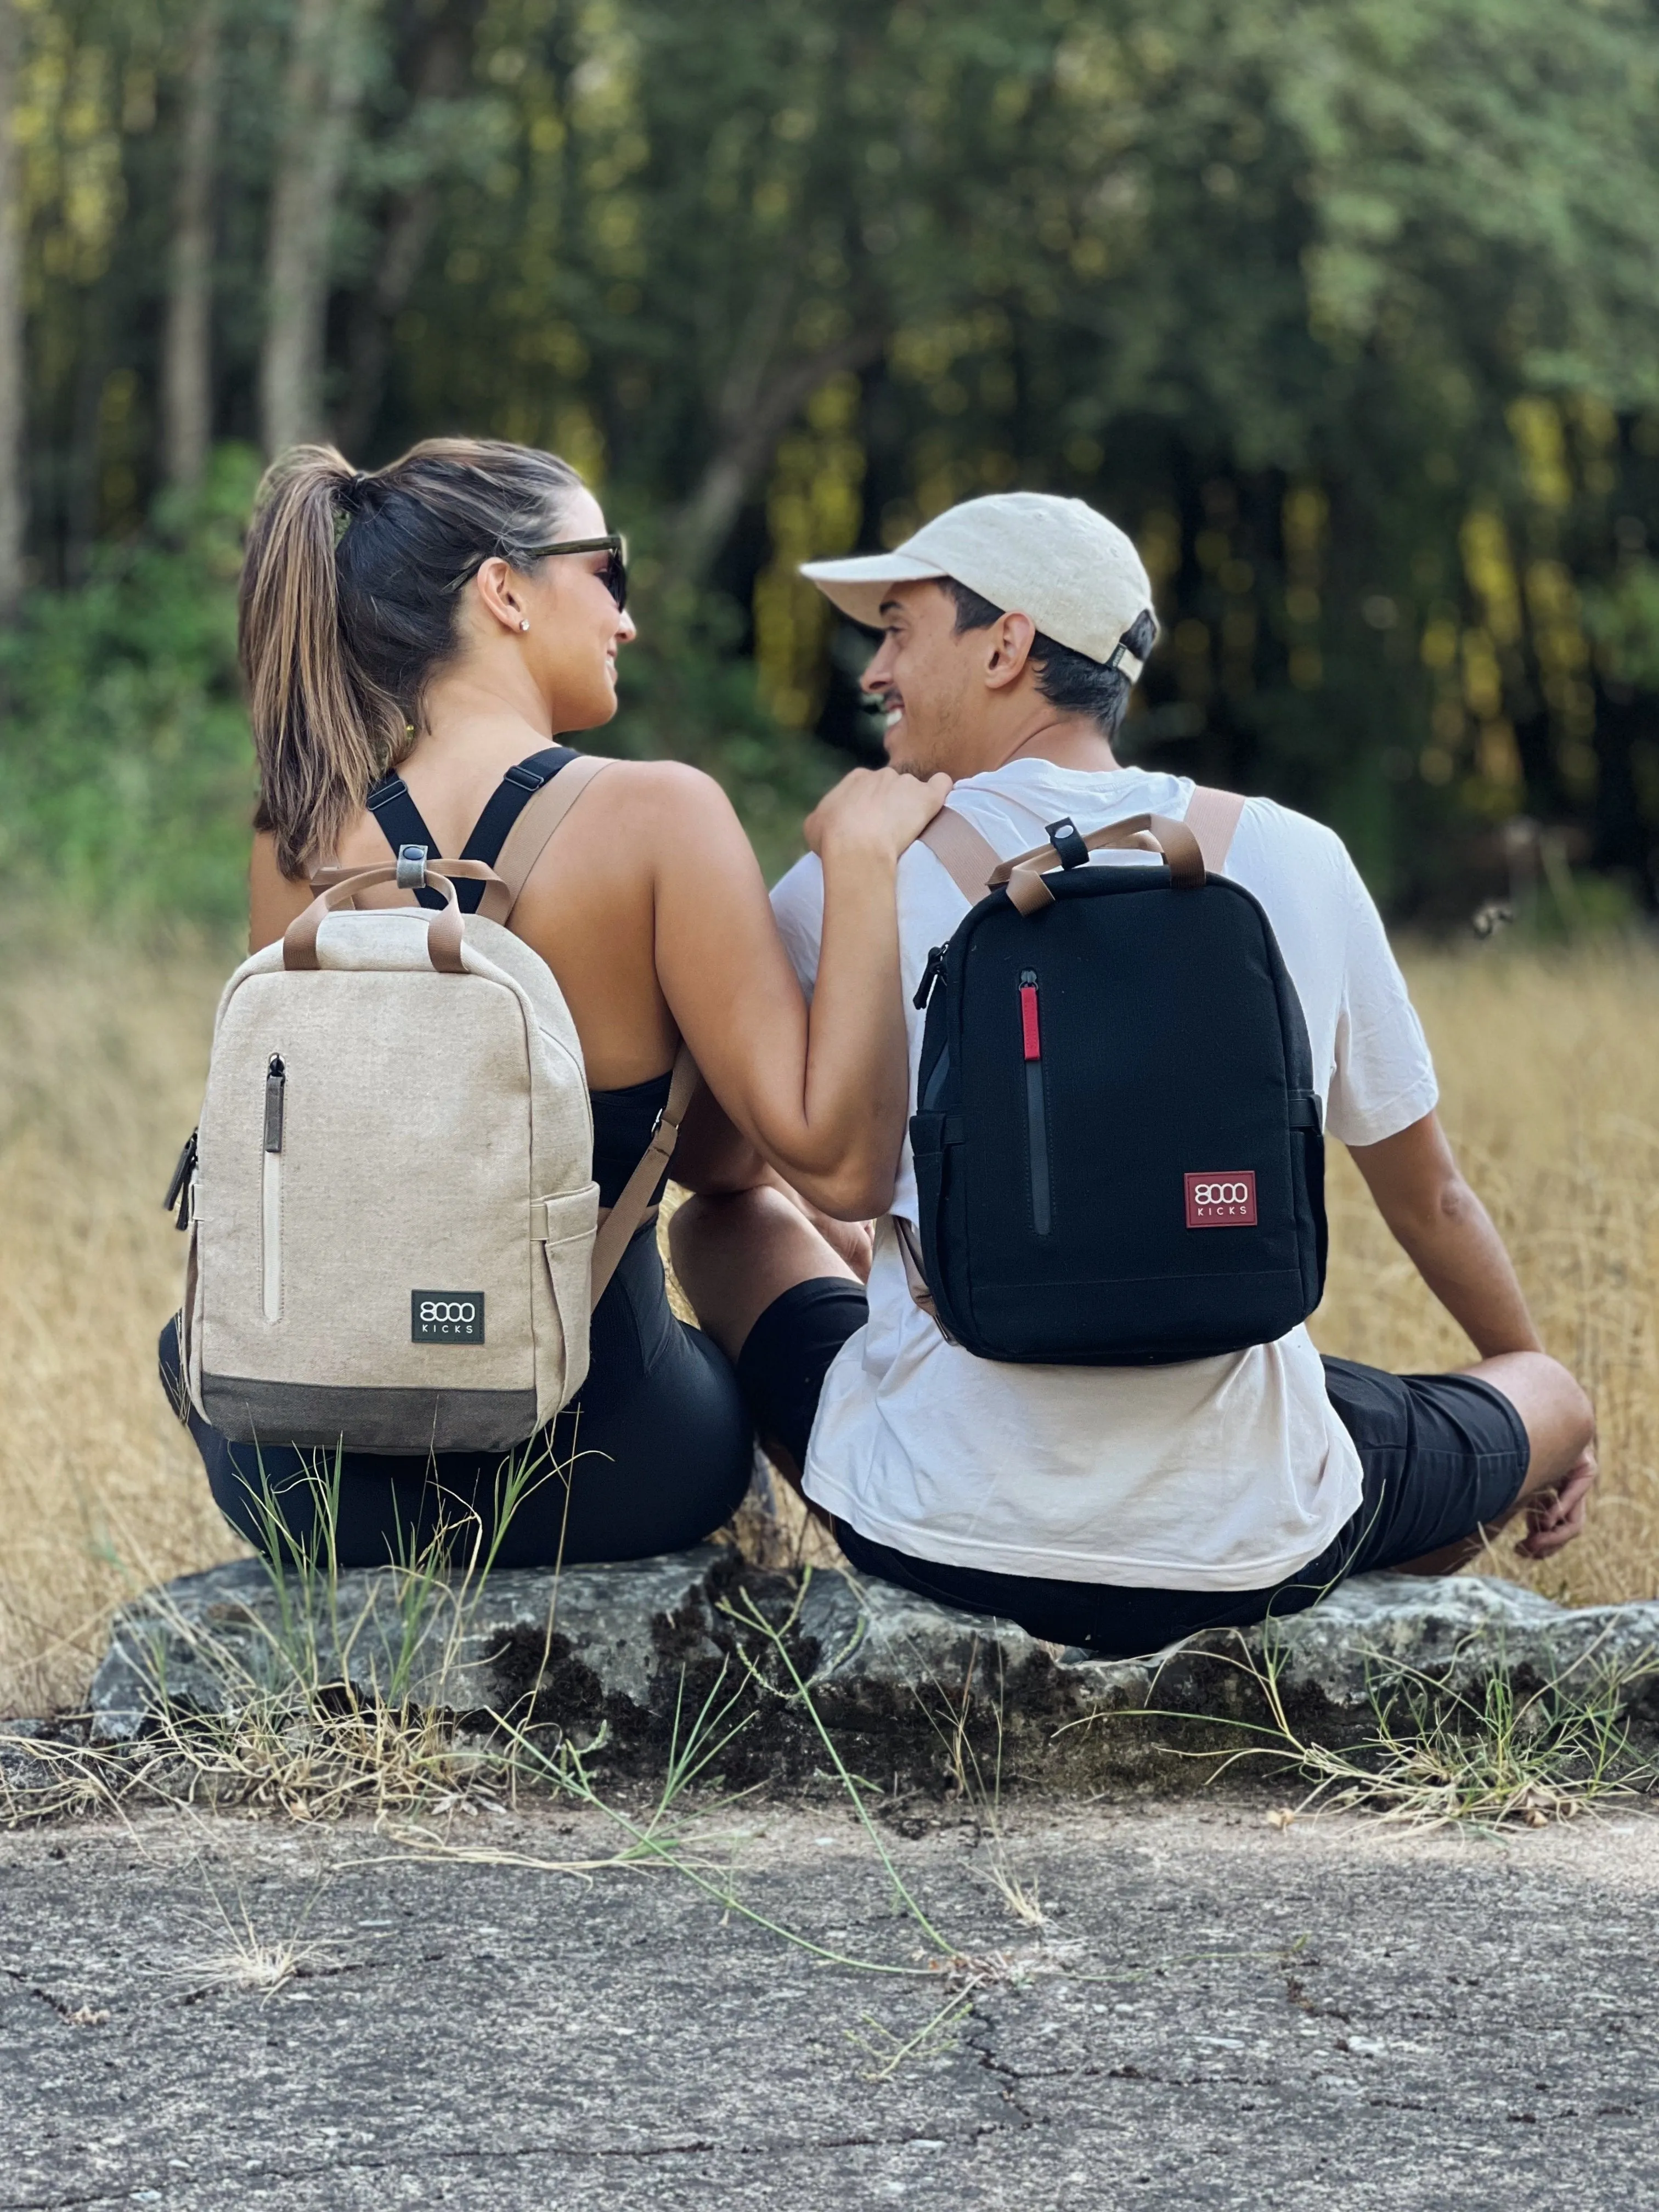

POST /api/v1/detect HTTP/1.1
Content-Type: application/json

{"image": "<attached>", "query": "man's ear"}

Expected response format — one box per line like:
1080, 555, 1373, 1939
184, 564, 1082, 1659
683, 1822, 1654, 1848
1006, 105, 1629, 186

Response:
981, 611, 1037, 691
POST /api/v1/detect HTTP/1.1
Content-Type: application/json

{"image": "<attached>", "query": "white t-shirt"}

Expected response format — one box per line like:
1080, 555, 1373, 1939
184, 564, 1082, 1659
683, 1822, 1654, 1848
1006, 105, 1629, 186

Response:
769, 760, 1439, 1592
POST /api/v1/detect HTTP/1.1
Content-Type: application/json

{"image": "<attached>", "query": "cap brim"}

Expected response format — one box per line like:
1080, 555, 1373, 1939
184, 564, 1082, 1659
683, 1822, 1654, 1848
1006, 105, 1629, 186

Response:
798, 550, 946, 630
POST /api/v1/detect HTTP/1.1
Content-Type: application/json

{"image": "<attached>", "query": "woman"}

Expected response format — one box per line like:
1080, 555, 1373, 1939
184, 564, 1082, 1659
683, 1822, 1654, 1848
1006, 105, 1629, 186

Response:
160, 436, 945, 1570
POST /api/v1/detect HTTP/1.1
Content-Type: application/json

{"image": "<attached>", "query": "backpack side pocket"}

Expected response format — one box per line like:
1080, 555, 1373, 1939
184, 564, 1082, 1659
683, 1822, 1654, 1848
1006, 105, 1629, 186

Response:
179, 1207, 206, 1419
540, 1181, 601, 1414
1283, 1090, 1327, 1315
909, 1109, 971, 1344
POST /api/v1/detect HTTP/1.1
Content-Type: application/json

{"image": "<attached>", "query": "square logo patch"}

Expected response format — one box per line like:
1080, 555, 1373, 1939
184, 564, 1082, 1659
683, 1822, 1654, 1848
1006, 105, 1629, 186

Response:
411, 1291, 486, 1344
1184, 1172, 1257, 1229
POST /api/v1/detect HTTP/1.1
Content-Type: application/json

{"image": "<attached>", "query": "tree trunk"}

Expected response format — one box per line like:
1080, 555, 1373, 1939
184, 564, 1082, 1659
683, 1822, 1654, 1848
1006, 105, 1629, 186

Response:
258, 0, 373, 457
161, 0, 221, 493
0, 0, 26, 619
335, 0, 475, 456
669, 326, 885, 583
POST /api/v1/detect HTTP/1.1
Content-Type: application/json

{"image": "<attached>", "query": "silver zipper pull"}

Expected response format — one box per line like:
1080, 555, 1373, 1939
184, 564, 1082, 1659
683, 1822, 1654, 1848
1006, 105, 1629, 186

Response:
913, 944, 949, 1011
264, 1056, 286, 1153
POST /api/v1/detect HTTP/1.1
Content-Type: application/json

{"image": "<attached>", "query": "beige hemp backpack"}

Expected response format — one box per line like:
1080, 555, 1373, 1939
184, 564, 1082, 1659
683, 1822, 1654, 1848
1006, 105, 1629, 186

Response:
165, 756, 693, 1455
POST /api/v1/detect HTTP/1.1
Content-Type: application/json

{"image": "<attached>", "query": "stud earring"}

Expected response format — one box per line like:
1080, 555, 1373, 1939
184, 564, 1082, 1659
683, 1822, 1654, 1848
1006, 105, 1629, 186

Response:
519, 618, 530, 633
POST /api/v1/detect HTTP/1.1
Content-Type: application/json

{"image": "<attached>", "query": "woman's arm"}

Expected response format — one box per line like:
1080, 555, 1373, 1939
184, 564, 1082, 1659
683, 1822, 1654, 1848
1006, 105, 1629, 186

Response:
251, 761, 945, 1217
249, 832, 319, 950
670, 1080, 769, 1195
648, 763, 947, 1218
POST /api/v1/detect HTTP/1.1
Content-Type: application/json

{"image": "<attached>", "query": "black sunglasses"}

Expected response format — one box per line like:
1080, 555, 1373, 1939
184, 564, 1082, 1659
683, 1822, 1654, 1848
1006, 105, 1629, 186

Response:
518, 532, 629, 612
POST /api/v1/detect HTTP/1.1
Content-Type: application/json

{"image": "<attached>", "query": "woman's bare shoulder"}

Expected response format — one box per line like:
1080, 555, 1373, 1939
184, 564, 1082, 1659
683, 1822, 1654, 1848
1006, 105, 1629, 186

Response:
577, 756, 745, 843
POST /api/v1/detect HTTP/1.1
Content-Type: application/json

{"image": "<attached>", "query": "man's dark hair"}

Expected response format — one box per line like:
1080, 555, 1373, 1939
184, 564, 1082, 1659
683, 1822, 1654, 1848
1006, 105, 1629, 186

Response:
938, 579, 1156, 739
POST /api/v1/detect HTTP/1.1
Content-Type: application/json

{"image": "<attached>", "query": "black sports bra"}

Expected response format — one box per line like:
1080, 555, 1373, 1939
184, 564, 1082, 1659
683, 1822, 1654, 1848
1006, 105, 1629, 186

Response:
365, 748, 674, 1210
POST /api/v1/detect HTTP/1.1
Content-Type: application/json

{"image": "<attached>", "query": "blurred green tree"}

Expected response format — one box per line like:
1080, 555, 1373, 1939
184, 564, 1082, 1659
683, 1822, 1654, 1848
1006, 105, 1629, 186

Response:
2, 0, 1657, 918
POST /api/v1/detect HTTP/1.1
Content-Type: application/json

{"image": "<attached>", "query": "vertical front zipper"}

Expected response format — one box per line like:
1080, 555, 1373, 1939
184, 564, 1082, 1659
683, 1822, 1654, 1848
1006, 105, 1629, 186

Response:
262, 1054, 285, 1322
1019, 970, 1052, 1236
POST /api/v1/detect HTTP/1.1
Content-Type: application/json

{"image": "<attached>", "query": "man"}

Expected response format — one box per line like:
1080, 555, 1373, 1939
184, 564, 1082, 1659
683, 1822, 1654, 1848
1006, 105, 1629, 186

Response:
672, 491, 1596, 1655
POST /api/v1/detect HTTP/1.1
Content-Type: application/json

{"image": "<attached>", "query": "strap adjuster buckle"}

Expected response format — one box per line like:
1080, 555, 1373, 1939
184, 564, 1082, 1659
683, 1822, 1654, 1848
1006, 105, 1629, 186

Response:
1045, 817, 1090, 871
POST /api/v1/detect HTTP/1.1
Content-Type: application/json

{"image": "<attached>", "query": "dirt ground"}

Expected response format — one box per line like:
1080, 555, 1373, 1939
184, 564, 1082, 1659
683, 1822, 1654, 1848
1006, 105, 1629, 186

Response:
2, 1796, 1656, 2210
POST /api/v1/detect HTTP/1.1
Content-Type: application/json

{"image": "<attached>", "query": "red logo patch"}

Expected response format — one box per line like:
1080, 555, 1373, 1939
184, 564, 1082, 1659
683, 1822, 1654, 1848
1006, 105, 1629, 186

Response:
1185, 1171, 1257, 1228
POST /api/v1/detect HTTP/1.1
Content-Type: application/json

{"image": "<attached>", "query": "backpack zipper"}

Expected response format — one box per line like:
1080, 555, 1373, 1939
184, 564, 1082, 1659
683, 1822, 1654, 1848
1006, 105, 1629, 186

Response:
262, 1054, 285, 1323
913, 944, 949, 1011
1019, 970, 1052, 1237
163, 1128, 198, 1229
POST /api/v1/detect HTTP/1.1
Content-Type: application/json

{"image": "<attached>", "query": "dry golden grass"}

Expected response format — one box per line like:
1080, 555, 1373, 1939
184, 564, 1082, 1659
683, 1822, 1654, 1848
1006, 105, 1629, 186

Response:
1311, 938, 1659, 1610
0, 922, 249, 1713
2, 921, 1655, 1716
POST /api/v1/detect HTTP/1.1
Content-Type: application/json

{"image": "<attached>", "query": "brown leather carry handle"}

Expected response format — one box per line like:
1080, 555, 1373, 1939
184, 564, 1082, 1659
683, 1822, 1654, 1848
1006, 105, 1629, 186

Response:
990, 812, 1204, 914
283, 858, 502, 974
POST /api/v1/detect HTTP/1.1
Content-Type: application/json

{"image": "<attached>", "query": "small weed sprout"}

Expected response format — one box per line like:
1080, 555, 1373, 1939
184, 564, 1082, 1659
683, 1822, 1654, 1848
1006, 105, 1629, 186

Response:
178, 1883, 325, 2004
719, 1575, 955, 1956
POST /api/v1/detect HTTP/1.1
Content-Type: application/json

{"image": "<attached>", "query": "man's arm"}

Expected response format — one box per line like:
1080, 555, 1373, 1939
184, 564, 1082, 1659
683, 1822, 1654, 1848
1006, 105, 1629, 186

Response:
1346, 1109, 1542, 1357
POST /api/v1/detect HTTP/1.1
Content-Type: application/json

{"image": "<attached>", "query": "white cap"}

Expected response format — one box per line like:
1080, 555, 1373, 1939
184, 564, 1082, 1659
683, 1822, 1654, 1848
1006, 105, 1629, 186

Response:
800, 491, 1156, 678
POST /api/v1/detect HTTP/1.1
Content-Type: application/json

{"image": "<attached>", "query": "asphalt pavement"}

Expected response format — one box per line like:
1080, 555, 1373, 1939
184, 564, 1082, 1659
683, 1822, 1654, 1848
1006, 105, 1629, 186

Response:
2, 1796, 1656, 2210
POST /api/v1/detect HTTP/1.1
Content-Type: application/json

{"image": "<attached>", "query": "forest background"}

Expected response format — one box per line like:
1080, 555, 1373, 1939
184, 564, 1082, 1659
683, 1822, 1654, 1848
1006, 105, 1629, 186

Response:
1, 0, 1658, 918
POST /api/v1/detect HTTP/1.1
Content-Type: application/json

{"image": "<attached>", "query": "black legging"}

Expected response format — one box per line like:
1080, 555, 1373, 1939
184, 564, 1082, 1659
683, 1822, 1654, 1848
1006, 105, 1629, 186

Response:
160, 1223, 752, 1569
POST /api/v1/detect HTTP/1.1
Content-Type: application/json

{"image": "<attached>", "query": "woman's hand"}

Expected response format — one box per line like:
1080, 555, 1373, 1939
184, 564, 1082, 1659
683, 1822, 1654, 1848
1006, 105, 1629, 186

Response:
805, 766, 952, 863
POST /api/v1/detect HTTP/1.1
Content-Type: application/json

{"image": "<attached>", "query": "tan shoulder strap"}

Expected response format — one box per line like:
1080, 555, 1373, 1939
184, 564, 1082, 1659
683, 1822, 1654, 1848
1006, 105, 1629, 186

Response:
477, 754, 616, 926
918, 806, 1001, 904
589, 1044, 699, 1304
1183, 785, 1246, 875
893, 1217, 960, 1345
922, 790, 1245, 906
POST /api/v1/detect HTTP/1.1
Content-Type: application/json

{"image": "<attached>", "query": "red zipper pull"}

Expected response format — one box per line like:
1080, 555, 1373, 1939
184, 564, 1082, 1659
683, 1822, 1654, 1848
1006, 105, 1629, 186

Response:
1019, 972, 1041, 1059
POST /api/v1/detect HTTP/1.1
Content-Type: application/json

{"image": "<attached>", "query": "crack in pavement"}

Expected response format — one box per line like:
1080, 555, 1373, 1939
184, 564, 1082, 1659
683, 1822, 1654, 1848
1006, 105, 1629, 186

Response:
2, 1964, 107, 2030
2, 2121, 1025, 2211
961, 2003, 1039, 2129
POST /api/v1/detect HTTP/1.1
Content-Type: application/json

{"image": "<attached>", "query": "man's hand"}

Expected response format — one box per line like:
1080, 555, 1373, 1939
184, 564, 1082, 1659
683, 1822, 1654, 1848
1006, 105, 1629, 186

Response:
1515, 1445, 1598, 1560
777, 1183, 876, 1281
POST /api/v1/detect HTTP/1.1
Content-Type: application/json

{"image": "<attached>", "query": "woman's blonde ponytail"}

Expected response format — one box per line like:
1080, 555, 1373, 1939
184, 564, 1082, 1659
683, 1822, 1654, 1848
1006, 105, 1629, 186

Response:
240, 444, 403, 878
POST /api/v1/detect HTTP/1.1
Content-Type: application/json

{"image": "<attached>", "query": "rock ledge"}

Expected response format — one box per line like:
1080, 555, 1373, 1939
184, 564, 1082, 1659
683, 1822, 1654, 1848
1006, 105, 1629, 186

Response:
82, 1549, 1659, 1794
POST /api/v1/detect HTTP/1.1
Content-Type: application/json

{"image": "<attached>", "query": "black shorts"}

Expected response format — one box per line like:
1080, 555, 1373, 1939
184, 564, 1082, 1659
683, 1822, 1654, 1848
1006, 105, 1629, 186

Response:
735, 1282, 1531, 1658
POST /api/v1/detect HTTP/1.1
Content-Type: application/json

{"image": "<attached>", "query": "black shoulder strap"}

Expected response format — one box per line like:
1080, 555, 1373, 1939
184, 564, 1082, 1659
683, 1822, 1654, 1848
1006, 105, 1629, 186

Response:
455, 748, 578, 912
365, 748, 578, 915
365, 774, 447, 910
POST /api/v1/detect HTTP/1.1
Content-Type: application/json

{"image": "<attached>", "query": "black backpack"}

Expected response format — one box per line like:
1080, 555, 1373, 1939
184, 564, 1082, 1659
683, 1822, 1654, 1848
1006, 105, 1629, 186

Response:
901, 795, 1327, 1366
